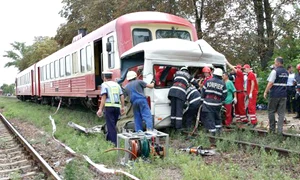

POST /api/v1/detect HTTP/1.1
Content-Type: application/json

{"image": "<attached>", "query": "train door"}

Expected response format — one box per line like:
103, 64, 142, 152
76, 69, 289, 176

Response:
93, 38, 103, 89
37, 67, 41, 97
143, 63, 174, 129
31, 70, 34, 96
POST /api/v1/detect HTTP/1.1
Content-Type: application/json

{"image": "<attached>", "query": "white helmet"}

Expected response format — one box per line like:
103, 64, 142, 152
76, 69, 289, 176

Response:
126, 71, 137, 80
180, 66, 188, 71
213, 68, 223, 77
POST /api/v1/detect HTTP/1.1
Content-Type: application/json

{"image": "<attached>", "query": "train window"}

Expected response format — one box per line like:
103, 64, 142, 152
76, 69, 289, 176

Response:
108, 36, 115, 69
80, 48, 86, 73
50, 62, 55, 79
72, 52, 79, 74
65, 55, 71, 76
55, 60, 59, 78
86, 45, 92, 71
132, 29, 152, 46
40, 66, 43, 81
47, 64, 50, 80
60, 58, 65, 77
156, 29, 191, 40
43, 65, 47, 81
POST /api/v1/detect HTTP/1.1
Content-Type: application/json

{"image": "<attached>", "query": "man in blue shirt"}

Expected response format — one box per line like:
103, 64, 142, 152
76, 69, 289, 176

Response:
264, 57, 288, 133
124, 71, 154, 131
97, 71, 125, 146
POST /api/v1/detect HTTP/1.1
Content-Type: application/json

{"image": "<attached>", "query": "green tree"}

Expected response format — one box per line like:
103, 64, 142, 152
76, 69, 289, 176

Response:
2, 42, 31, 71
0, 83, 15, 95
2, 37, 59, 71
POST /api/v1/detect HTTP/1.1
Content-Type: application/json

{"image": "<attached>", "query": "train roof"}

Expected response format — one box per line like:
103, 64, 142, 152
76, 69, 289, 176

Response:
120, 39, 226, 66
35, 11, 196, 67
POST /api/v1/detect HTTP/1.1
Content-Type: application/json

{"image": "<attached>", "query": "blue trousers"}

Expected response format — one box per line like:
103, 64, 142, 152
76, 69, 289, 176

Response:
201, 111, 222, 134
183, 103, 200, 128
132, 98, 153, 131
104, 107, 120, 146
170, 97, 184, 129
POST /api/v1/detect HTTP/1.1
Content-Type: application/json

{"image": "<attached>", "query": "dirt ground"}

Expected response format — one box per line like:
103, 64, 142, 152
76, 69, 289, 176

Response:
255, 110, 300, 133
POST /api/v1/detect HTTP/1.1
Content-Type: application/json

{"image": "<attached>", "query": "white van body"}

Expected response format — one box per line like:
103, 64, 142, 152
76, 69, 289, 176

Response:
120, 39, 227, 129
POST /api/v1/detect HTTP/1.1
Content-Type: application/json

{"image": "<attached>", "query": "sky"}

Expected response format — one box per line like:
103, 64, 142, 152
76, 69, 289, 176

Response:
0, 0, 65, 86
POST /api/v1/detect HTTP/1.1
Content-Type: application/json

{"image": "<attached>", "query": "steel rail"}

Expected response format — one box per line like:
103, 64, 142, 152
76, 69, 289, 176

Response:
227, 125, 300, 139
183, 131, 300, 157
0, 113, 61, 180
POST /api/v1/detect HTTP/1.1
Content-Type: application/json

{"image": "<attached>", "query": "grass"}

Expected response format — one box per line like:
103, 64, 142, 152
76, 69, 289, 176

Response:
1, 96, 300, 179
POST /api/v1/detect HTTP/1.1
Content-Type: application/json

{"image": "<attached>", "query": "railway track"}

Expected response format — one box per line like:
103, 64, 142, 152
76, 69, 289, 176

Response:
226, 125, 300, 139
0, 113, 61, 180
184, 129, 300, 157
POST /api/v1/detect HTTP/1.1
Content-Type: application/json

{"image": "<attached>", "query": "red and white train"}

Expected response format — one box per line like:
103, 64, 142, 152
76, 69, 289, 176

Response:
15, 11, 198, 109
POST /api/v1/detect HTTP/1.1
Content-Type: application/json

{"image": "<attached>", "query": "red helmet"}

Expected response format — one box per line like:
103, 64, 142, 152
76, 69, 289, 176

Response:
202, 66, 211, 73
297, 64, 300, 70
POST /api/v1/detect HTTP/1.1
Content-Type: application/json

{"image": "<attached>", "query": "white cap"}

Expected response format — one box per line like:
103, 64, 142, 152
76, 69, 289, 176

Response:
102, 71, 113, 75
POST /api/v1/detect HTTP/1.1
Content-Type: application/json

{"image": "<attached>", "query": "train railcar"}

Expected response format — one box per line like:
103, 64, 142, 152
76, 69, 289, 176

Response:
16, 64, 36, 101
16, 11, 198, 110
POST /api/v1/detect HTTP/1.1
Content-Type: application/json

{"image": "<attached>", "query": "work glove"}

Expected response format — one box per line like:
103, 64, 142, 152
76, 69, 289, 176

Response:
233, 97, 237, 104
249, 93, 252, 99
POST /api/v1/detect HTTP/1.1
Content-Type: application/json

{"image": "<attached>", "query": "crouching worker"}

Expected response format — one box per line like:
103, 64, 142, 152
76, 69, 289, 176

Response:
201, 68, 227, 137
97, 71, 125, 146
183, 85, 202, 129
125, 71, 155, 132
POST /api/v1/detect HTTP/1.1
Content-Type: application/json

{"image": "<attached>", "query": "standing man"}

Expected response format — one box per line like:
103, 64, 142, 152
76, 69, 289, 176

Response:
223, 72, 237, 127
286, 65, 296, 114
124, 71, 154, 132
243, 64, 259, 127
264, 57, 288, 133
97, 71, 125, 146
294, 64, 300, 119
168, 67, 198, 130
225, 61, 247, 123
201, 68, 227, 136
183, 85, 202, 129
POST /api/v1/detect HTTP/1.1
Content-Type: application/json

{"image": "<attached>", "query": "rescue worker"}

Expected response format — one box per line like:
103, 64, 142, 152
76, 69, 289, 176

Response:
97, 71, 125, 146
293, 64, 300, 119
263, 57, 288, 133
199, 66, 212, 89
124, 71, 154, 132
201, 68, 227, 136
244, 64, 259, 127
168, 66, 198, 130
183, 85, 202, 129
222, 72, 237, 127
225, 61, 247, 123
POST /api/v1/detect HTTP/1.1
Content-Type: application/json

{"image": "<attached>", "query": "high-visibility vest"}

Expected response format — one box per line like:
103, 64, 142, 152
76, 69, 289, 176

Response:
103, 81, 121, 108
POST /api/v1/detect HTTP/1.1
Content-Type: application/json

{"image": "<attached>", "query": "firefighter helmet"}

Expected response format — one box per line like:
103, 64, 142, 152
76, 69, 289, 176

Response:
202, 66, 211, 73
180, 66, 189, 72
126, 71, 137, 80
213, 68, 223, 77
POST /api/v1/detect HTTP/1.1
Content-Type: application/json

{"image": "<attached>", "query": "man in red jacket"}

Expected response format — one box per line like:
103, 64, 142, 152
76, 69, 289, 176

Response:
244, 64, 259, 127
226, 61, 247, 123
